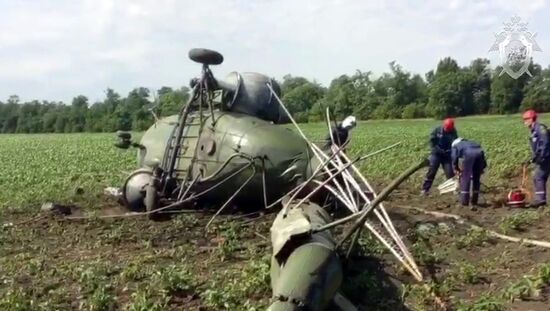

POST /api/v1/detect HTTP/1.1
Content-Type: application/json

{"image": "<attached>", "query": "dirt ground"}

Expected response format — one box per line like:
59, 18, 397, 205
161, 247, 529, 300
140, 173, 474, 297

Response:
2, 180, 550, 311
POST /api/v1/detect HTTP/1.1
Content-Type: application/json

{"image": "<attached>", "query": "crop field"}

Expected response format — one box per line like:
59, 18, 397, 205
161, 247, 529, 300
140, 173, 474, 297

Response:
0, 114, 534, 210
2, 114, 550, 310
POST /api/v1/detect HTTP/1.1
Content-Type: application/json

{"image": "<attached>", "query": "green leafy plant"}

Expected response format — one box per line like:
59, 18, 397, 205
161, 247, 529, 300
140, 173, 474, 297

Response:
454, 261, 482, 284
153, 264, 195, 295
455, 227, 489, 249
498, 211, 540, 234
125, 288, 169, 311
456, 294, 505, 311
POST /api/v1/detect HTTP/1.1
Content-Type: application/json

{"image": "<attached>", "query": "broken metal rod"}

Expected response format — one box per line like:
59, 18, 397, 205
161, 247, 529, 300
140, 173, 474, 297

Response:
325, 108, 356, 209
336, 158, 429, 247
205, 163, 256, 229
281, 141, 350, 216
277, 141, 402, 213
291, 153, 382, 214
267, 82, 352, 206
311, 158, 428, 235
62, 160, 254, 220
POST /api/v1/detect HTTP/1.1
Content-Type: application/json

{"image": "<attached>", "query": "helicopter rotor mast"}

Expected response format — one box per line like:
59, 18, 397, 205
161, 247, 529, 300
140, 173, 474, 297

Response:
162, 49, 225, 190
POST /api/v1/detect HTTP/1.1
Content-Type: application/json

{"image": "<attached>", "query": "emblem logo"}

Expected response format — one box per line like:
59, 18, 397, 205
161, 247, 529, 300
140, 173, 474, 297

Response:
489, 15, 542, 79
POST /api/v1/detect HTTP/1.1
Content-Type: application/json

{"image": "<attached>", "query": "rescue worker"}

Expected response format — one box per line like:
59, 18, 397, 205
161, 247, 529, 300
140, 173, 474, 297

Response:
451, 137, 487, 208
522, 109, 550, 207
320, 115, 358, 211
421, 118, 458, 195
323, 115, 356, 150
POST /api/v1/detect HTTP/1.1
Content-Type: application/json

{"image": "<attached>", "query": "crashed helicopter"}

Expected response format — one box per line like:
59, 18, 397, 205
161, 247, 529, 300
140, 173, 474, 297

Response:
114, 48, 429, 310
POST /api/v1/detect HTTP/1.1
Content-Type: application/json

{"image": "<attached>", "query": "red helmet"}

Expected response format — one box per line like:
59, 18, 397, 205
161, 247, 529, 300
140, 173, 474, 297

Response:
442, 118, 455, 131
522, 109, 537, 121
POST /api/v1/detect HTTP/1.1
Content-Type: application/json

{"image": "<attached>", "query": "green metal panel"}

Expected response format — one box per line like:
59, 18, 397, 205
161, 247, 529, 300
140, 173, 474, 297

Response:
137, 110, 317, 204
192, 111, 313, 202
268, 202, 343, 311
137, 115, 178, 168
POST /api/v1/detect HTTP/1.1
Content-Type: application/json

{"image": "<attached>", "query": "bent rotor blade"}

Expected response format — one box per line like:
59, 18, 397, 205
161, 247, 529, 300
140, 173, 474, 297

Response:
341, 161, 421, 280
314, 159, 423, 281
266, 83, 422, 280
319, 110, 421, 280
311, 146, 422, 280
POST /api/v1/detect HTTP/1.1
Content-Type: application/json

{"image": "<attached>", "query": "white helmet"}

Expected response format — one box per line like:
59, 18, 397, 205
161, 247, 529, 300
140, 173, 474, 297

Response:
452, 137, 463, 148
342, 115, 356, 129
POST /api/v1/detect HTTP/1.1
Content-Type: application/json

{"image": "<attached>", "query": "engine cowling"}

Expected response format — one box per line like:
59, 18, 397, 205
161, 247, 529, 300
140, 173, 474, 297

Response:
219, 72, 288, 124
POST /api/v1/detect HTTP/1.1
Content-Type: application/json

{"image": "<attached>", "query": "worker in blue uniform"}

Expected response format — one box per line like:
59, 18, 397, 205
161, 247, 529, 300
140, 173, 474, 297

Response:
451, 137, 487, 208
421, 118, 458, 195
523, 109, 550, 207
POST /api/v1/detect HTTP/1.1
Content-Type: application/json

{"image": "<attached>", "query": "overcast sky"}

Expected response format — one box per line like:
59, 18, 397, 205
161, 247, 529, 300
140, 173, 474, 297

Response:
0, 0, 549, 103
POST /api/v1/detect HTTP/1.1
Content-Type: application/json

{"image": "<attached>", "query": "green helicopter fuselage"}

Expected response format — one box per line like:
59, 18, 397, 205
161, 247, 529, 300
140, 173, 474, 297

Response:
134, 110, 316, 209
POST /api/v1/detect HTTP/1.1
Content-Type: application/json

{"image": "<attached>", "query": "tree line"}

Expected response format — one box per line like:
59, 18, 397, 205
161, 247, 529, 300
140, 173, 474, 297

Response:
0, 87, 189, 133
1, 57, 549, 133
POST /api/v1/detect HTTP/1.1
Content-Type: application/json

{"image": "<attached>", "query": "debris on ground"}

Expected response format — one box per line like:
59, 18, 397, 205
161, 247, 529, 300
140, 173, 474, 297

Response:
40, 202, 73, 215
104, 187, 122, 197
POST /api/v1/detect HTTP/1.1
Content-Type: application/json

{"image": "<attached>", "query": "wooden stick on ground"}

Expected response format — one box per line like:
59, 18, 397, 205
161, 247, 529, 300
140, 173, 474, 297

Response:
395, 205, 550, 249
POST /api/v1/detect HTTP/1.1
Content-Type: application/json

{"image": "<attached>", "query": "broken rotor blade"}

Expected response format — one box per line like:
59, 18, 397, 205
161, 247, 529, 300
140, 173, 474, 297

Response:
315, 177, 424, 281
266, 82, 356, 214
266, 81, 423, 280
335, 159, 429, 281
332, 145, 420, 268
306, 121, 419, 278
326, 108, 357, 209
333, 146, 420, 270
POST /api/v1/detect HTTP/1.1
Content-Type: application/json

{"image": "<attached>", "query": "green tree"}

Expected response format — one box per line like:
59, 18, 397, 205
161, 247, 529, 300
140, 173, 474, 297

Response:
426, 71, 475, 118
402, 103, 426, 119
323, 75, 357, 119
86, 101, 109, 132
157, 86, 190, 117
521, 67, 550, 111
125, 87, 153, 131
2, 96, 20, 133
70, 95, 89, 132
281, 75, 309, 95
490, 62, 541, 114
469, 58, 492, 114
425, 70, 435, 84
41, 102, 60, 132
358, 63, 426, 119
16, 101, 45, 133
102, 88, 122, 132
282, 81, 326, 119
54, 106, 71, 133
435, 57, 459, 76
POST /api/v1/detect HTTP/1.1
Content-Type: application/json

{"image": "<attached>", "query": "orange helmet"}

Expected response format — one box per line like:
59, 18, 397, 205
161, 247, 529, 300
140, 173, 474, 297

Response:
522, 109, 537, 121
442, 118, 455, 131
